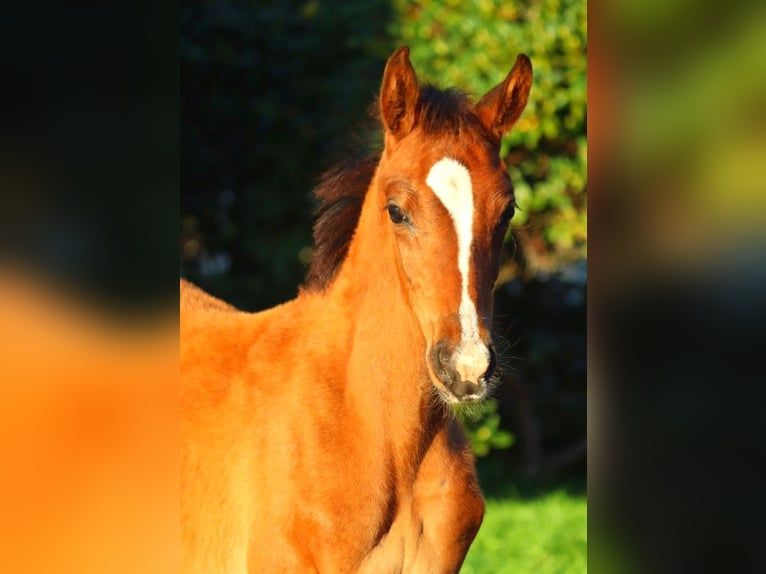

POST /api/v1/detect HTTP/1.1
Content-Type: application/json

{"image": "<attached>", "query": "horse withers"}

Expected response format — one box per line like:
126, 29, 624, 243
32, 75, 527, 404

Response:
181, 46, 532, 573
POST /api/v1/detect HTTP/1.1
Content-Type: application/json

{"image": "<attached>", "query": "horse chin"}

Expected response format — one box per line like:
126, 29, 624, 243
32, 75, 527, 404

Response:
431, 380, 488, 405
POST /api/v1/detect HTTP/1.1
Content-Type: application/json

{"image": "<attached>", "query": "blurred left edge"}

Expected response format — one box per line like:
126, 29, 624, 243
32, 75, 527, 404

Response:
0, 1, 179, 573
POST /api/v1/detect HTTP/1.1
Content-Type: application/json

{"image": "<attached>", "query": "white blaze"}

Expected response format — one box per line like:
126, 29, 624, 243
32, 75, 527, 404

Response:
425, 157, 490, 379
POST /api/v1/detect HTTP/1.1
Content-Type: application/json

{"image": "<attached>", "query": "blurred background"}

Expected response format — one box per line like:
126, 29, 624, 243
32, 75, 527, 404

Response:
2, 0, 763, 571
181, 1, 587, 571
589, 1, 766, 572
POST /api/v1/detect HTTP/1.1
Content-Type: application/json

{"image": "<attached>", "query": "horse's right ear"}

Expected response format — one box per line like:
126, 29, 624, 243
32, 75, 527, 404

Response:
379, 46, 419, 141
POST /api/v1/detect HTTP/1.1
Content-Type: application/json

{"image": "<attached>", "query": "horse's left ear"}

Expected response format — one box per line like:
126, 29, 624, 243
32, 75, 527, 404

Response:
380, 46, 419, 141
476, 54, 533, 141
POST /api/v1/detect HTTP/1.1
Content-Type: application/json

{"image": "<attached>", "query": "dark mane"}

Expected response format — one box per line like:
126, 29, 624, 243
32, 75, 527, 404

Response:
304, 151, 379, 290
416, 86, 481, 136
304, 86, 479, 290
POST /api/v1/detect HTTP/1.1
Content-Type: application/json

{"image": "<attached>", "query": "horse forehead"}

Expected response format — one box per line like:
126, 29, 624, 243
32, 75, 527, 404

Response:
425, 157, 474, 216
423, 156, 499, 210
419, 143, 502, 193
424, 156, 503, 253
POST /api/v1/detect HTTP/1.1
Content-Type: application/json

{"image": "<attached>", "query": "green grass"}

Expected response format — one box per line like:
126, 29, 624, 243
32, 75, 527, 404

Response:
461, 467, 587, 573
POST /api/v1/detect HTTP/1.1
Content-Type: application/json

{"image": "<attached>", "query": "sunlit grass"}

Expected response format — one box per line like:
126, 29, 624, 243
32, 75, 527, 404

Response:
462, 487, 587, 574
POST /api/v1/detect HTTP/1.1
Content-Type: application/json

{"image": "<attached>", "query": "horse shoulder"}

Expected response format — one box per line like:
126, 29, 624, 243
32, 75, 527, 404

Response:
181, 287, 326, 422
180, 286, 355, 571
180, 287, 304, 573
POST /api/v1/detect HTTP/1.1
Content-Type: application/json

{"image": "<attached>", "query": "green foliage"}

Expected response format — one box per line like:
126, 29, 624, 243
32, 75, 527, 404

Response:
182, 1, 587, 308
457, 399, 515, 457
388, 0, 587, 270
386, 1, 588, 462
462, 488, 587, 573
181, 0, 395, 309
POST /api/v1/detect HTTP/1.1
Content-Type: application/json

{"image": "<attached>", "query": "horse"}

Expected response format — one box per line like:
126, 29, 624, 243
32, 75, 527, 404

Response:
181, 46, 532, 573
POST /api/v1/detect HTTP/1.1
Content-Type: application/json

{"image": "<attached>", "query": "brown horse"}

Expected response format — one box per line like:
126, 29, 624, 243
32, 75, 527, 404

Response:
181, 46, 532, 573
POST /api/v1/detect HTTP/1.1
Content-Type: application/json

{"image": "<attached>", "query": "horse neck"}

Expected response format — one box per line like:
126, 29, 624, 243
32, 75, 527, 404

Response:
324, 177, 442, 468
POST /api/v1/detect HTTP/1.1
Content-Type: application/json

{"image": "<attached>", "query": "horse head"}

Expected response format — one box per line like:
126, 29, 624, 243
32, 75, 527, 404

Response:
374, 47, 532, 403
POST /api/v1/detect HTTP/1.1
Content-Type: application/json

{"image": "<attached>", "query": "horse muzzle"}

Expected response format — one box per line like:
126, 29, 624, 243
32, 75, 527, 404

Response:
429, 339, 497, 402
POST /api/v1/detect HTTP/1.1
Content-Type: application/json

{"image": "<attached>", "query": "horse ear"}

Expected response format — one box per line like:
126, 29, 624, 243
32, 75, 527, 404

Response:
476, 54, 533, 141
379, 46, 419, 141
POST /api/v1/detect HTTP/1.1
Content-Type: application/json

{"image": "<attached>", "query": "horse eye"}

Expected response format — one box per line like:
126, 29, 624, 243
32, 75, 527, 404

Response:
387, 204, 408, 224
498, 203, 516, 227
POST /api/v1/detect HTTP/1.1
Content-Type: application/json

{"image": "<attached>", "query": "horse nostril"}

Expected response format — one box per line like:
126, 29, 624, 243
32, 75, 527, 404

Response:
480, 345, 497, 383
431, 339, 452, 374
